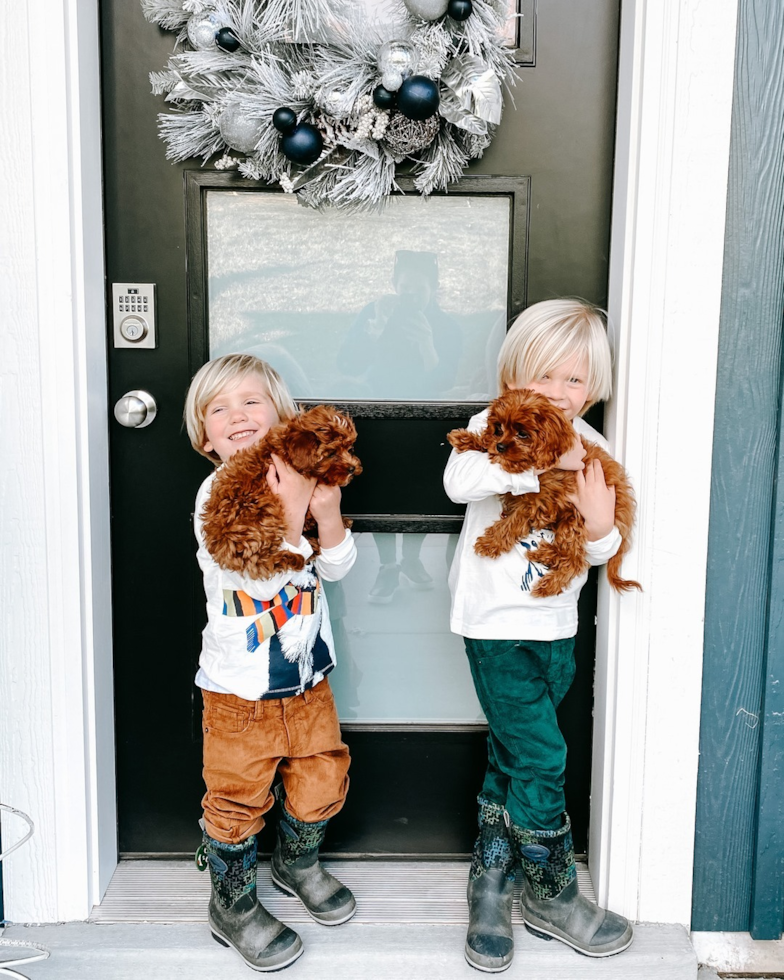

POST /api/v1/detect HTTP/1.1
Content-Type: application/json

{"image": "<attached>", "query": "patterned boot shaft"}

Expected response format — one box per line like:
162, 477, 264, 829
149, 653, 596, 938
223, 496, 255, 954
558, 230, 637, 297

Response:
469, 796, 515, 882
511, 814, 577, 900
201, 832, 258, 910
278, 810, 328, 865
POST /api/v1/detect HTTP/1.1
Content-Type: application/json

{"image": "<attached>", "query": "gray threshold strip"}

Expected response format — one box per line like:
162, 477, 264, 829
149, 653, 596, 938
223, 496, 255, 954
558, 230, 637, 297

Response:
90, 859, 596, 924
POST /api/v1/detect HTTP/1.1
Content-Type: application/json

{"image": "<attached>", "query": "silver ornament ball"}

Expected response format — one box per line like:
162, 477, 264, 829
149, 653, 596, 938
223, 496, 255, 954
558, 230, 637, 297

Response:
402, 0, 450, 20
218, 105, 264, 154
377, 39, 417, 80
186, 13, 222, 50
381, 70, 404, 92
317, 85, 351, 119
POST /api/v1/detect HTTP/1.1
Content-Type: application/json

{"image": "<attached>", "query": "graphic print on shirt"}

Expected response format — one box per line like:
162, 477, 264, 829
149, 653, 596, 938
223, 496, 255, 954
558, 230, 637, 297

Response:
222, 569, 327, 681
516, 529, 555, 592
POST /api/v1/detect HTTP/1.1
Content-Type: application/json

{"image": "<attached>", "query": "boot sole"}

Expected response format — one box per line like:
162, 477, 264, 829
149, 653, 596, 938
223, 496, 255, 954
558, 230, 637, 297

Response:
210, 928, 304, 972
464, 942, 513, 973
523, 920, 634, 957
270, 870, 357, 926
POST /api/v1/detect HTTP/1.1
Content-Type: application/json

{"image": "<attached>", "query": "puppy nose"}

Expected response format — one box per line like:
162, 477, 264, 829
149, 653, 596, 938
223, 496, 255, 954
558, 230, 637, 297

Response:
496, 443, 507, 453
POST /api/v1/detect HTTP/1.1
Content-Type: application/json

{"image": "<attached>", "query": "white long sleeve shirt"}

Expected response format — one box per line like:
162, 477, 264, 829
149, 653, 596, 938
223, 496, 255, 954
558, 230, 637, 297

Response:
193, 472, 357, 700
443, 411, 621, 641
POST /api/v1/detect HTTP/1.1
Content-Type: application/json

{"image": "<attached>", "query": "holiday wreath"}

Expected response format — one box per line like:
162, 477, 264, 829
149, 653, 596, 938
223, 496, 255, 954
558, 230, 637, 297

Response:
143, 0, 516, 211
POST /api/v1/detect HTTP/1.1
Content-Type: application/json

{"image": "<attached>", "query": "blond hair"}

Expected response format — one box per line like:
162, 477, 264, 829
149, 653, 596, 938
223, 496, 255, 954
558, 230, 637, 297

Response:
498, 298, 613, 413
184, 354, 297, 463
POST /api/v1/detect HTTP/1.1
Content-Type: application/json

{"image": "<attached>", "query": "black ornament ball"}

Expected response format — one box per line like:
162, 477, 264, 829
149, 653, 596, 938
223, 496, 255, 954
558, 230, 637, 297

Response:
397, 75, 440, 121
272, 107, 298, 134
447, 0, 473, 20
281, 123, 324, 165
215, 27, 241, 51
373, 85, 397, 110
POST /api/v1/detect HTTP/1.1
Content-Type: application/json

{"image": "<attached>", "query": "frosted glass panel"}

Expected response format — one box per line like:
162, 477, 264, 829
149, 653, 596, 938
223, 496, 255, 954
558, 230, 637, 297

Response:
206, 192, 508, 402
326, 533, 485, 724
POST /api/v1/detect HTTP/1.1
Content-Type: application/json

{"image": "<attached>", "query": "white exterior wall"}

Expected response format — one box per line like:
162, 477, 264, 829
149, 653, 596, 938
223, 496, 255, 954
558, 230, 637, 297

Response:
0, 0, 737, 925
0, 0, 116, 921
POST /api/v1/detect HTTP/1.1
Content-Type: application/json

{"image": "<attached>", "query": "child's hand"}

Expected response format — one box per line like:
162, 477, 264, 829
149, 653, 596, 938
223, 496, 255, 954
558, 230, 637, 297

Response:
267, 454, 317, 542
567, 458, 616, 541
310, 484, 346, 549
539, 436, 586, 474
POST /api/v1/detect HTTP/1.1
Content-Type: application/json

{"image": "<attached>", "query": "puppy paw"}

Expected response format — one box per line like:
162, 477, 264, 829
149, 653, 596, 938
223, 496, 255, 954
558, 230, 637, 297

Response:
448, 430, 484, 454
474, 535, 504, 559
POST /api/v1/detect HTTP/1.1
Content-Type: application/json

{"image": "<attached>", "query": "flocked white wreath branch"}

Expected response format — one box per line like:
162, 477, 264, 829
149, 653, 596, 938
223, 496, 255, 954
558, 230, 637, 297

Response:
143, 0, 516, 211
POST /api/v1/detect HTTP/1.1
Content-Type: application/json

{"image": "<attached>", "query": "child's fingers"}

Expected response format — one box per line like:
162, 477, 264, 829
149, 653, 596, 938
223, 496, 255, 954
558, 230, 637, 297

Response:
566, 468, 585, 505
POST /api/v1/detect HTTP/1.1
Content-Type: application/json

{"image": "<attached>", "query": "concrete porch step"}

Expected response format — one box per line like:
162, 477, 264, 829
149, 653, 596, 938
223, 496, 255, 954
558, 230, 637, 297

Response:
2, 921, 697, 980
0, 860, 698, 979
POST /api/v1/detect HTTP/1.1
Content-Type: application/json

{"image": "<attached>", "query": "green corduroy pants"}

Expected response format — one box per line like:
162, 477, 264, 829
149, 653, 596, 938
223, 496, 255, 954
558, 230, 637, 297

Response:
464, 636, 576, 831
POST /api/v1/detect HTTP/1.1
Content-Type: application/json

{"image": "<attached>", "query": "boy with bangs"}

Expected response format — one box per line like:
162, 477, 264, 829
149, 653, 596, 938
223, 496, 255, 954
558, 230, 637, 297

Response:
444, 299, 635, 972
184, 353, 357, 973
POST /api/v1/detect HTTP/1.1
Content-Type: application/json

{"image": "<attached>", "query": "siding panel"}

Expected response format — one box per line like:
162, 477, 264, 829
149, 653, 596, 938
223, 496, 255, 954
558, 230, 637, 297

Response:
693, 0, 784, 933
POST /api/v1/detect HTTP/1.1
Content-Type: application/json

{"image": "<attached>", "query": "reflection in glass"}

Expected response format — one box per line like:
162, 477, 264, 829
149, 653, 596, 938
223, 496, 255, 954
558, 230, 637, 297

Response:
206, 192, 509, 402
326, 533, 486, 724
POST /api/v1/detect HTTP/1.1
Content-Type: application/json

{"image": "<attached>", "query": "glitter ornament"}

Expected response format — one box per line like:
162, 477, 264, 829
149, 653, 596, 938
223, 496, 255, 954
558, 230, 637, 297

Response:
215, 27, 241, 51
382, 70, 404, 93
218, 105, 264, 153
377, 40, 417, 83
397, 75, 440, 120
383, 112, 440, 155
403, 0, 450, 19
186, 12, 221, 50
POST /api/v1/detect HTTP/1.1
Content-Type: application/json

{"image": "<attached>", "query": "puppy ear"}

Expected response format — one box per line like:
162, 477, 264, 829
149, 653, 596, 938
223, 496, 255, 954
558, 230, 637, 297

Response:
536, 408, 580, 469
285, 427, 320, 470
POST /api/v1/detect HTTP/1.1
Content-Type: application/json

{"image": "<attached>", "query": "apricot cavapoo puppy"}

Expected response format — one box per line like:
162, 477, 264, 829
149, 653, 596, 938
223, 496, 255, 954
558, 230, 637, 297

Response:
201, 405, 361, 580
448, 389, 640, 597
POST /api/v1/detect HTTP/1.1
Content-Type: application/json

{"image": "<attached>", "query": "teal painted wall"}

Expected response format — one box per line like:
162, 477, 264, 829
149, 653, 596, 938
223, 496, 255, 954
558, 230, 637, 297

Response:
692, 0, 784, 937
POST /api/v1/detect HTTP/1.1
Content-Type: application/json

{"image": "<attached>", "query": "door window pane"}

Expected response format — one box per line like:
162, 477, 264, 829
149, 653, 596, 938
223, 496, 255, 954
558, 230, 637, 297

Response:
326, 533, 485, 724
206, 192, 509, 402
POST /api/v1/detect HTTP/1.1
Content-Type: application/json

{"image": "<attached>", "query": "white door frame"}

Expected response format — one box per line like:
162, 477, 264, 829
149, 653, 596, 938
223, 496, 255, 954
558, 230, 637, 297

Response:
0, 0, 738, 923
594, 0, 738, 926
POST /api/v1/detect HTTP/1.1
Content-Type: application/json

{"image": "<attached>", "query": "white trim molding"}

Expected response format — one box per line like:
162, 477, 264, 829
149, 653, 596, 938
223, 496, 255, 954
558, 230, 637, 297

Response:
0, 0, 114, 922
591, 0, 740, 925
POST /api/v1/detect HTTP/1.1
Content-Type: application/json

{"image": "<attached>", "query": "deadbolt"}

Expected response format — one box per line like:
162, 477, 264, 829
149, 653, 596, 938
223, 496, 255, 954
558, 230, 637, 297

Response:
114, 390, 157, 428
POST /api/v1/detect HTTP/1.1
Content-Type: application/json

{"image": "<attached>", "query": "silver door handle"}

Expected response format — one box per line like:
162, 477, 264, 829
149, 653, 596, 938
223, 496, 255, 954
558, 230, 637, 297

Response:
114, 390, 157, 428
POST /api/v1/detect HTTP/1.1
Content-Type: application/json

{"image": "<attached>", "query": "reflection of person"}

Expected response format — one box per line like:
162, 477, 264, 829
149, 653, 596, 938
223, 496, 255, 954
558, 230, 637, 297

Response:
337, 250, 462, 399
443, 301, 634, 971
184, 354, 357, 973
367, 532, 433, 603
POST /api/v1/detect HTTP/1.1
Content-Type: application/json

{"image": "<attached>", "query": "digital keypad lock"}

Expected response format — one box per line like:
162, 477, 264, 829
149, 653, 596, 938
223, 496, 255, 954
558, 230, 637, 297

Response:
112, 283, 157, 349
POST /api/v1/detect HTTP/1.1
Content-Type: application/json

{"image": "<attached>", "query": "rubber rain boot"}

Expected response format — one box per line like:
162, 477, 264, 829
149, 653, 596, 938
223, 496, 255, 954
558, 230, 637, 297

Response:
197, 831, 303, 972
512, 814, 633, 957
465, 796, 516, 973
270, 809, 356, 925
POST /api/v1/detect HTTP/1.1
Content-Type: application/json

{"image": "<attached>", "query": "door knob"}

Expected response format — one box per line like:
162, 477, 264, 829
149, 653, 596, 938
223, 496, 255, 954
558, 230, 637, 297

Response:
114, 390, 157, 428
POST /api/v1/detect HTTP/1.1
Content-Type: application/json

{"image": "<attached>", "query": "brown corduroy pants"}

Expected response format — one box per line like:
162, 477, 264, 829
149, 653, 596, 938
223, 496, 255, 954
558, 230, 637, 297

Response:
201, 678, 350, 844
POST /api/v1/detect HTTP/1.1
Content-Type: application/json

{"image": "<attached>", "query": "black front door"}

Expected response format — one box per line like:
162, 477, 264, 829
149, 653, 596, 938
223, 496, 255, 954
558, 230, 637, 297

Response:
101, 0, 620, 857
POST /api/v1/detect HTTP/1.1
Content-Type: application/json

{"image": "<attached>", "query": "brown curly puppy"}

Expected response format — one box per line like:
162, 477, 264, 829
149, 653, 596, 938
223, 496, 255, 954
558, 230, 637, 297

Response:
201, 405, 361, 580
447, 389, 641, 597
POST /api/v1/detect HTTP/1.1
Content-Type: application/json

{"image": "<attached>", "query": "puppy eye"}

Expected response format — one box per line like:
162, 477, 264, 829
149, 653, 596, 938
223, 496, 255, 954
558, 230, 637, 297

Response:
493, 423, 503, 436
515, 428, 529, 440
